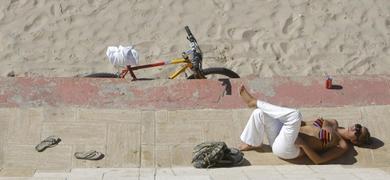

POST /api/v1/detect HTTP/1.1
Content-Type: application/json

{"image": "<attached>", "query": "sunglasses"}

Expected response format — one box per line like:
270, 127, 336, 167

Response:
354, 124, 362, 138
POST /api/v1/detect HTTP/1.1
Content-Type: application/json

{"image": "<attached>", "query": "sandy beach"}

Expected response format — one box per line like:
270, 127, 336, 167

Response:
0, 0, 389, 78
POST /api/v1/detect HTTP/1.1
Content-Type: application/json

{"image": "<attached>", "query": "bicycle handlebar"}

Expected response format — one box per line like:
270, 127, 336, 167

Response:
183, 26, 203, 75
185, 26, 197, 43
184, 26, 200, 53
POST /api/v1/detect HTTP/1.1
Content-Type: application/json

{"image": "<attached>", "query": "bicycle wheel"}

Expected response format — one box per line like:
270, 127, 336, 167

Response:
83, 73, 119, 78
187, 67, 240, 79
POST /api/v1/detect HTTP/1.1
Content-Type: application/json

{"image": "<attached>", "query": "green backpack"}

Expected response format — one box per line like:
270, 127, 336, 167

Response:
192, 141, 244, 168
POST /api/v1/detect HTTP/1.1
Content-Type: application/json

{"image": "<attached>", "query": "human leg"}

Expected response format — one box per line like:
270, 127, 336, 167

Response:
239, 85, 257, 108
271, 117, 302, 159
239, 108, 283, 151
240, 109, 264, 150
256, 100, 300, 145
239, 85, 281, 150
238, 85, 301, 156
259, 102, 302, 159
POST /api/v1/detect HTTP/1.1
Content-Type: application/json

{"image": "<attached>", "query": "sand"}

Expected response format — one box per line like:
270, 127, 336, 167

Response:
0, 0, 389, 79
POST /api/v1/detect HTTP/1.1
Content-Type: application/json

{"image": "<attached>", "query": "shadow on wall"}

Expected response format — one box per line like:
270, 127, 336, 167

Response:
361, 136, 384, 150
218, 79, 232, 95
332, 136, 384, 165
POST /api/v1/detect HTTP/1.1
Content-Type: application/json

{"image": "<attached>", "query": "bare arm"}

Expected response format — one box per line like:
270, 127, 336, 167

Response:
299, 125, 317, 137
295, 136, 349, 165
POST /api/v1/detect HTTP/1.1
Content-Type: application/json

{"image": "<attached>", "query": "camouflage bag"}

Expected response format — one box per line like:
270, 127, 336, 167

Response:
192, 141, 244, 168
192, 141, 227, 168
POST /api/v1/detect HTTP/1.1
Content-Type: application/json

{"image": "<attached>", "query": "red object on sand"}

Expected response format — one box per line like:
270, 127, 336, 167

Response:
326, 78, 332, 89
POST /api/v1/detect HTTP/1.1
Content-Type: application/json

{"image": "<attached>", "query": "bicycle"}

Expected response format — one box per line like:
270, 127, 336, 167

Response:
84, 26, 240, 80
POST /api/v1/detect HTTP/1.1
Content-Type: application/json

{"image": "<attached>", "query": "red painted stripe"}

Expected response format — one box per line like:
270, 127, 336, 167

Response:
0, 75, 389, 109
130, 61, 166, 70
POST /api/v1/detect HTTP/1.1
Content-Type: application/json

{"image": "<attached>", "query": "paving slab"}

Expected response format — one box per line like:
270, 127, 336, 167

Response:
6, 108, 43, 145
43, 107, 77, 122
0, 109, 12, 167
41, 122, 107, 145
3, 145, 72, 169
106, 123, 140, 168
0, 168, 36, 177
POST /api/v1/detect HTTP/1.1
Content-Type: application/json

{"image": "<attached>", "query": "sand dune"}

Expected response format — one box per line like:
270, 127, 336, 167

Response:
0, 0, 389, 78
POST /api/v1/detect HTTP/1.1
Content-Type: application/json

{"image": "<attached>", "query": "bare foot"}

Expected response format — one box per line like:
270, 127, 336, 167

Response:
239, 143, 261, 151
239, 84, 257, 108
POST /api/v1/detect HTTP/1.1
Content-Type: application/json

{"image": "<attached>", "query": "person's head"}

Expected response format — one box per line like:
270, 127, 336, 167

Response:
346, 124, 371, 146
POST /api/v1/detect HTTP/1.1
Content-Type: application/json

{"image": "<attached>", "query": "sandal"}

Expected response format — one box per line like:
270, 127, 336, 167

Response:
35, 135, 61, 152
74, 150, 105, 160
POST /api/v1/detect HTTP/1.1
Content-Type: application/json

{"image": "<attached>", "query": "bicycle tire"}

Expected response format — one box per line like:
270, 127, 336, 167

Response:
187, 67, 240, 79
83, 73, 119, 78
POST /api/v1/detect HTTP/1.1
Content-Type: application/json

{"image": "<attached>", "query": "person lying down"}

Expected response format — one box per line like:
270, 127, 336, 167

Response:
238, 85, 371, 164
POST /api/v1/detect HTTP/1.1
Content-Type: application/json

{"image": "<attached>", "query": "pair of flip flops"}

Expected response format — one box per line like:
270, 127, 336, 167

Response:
36, 136, 104, 160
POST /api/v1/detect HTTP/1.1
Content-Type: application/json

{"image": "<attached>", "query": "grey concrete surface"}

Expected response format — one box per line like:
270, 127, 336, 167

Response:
0, 105, 389, 171
0, 165, 389, 180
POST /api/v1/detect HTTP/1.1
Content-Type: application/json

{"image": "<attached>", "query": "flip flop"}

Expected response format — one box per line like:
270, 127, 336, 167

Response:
74, 150, 105, 160
35, 135, 61, 152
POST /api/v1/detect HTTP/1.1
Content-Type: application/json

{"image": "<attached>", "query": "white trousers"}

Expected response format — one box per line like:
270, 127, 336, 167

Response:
240, 100, 302, 159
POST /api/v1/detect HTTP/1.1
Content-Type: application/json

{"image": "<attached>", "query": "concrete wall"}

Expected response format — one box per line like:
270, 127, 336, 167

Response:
0, 107, 252, 169
1, 106, 390, 170
1, 76, 389, 170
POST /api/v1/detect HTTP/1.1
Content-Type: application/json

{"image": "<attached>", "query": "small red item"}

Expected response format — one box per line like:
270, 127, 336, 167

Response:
326, 78, 332, 89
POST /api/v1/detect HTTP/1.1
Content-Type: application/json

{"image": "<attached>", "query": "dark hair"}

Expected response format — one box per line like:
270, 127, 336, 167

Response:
357, 127, 371, 146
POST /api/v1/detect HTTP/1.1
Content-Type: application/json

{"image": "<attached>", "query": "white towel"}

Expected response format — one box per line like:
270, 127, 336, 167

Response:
106, 45, 139, 67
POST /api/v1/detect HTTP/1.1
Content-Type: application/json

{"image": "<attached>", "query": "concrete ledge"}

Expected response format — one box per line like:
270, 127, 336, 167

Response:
0, 75, 389, 109
0, 106, 389, 170
0, 76, 389, 171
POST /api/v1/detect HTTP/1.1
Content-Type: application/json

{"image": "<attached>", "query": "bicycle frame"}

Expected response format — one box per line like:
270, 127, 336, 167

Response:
118, 58, 193, 80
84, 26, 239, 80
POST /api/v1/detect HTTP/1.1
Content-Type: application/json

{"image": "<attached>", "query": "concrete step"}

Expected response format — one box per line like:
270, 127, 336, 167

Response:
1, 106, 389, 169
1, 76, 389, 176
2, 159, 389, 179
0, 166, 387, 180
